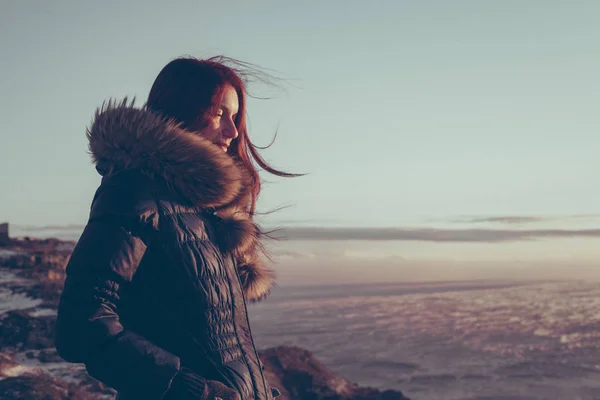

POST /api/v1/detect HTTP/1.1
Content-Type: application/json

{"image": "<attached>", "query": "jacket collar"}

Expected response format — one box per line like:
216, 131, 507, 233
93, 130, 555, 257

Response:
87, 99, 275, 301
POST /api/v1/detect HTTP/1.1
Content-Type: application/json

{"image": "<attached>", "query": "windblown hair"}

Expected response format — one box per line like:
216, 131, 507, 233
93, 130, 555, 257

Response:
145, 56, 299, 216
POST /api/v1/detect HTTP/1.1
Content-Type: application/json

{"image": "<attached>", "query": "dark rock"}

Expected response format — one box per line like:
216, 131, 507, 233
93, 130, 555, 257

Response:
38, 349, 64, 364
0, 310, 56, 351
26, 280, 65, 309
66, 370, 116, 399
0, 373, 97, 400
0, 353, 114, 399
2, 245, 70, 308
2, 237, 76, 253
259, 346, 410, 400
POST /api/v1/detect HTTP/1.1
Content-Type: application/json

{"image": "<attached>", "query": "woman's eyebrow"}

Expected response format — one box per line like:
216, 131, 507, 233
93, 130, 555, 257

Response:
220, 104, 238, 115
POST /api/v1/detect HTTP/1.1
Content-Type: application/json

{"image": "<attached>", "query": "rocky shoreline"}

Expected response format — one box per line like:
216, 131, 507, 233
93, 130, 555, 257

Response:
0, 236, 410, 400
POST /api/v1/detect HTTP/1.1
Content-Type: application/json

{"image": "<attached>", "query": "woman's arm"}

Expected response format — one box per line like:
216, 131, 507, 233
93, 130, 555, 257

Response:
54, 180, 231, 400
56, 216, 185, 399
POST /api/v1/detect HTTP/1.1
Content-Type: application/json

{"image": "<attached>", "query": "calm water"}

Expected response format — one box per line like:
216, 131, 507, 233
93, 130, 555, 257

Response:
249, 280, 600, 400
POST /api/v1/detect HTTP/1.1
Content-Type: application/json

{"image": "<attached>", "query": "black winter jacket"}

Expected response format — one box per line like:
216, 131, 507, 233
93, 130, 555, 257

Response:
55, 100, 277, 400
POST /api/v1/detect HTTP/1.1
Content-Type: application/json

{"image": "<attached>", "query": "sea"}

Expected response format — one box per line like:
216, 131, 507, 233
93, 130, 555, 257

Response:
249, 280, 600, 400
3, 227, 600, 399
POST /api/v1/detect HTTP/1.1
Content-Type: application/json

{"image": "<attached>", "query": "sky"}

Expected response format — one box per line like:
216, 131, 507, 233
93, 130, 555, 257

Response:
1, 1, 599, 274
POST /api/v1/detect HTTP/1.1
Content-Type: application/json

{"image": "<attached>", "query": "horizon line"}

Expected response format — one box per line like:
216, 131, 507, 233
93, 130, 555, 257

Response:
6, 223, 600, 243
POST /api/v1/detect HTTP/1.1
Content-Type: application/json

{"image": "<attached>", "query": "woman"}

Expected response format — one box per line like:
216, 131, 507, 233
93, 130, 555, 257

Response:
55, 56, 294, 400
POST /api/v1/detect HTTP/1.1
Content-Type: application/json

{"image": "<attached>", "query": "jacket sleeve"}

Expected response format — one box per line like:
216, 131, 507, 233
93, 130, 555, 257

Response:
55, 181, 204, 399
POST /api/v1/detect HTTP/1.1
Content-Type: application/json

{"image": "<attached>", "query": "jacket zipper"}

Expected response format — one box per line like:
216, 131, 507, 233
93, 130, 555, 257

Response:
216, 249, 259, 400
210, 211, 268, 399
231, 253, 270, 400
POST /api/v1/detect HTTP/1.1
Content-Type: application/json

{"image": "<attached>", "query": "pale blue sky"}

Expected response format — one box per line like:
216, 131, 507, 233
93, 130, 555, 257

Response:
1, 0, 599, 234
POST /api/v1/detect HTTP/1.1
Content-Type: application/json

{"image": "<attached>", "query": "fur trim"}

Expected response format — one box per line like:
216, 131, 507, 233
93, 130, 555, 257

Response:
212, 206, 258, 257
88, 98, 245, 209
236, 247, 276, 302
87, 99, 274, 301
238, 261, 276, 302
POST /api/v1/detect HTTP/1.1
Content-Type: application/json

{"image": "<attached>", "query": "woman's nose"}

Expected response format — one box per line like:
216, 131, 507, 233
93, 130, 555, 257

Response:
222, 121, 238, 139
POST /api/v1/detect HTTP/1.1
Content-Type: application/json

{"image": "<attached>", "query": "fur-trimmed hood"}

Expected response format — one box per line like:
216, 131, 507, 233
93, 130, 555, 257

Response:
86, 99, 275, 301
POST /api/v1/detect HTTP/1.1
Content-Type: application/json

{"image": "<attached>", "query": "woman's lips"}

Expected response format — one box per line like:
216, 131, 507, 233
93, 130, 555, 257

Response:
217, 142, 229, 152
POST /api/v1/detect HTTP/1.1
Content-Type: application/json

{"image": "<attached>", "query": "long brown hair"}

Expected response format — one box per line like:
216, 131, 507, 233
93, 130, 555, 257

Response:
146, 56, 299, 216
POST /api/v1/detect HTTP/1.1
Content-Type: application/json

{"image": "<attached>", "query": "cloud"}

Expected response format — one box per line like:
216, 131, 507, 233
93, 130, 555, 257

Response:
449, 214, 600, 225
273, 227, 600, 243
453, 216, 545, 224
259, 218, 343, 225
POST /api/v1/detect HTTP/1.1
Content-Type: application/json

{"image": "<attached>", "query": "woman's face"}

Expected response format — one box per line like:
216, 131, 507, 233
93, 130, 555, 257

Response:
198, 84, 239, 153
